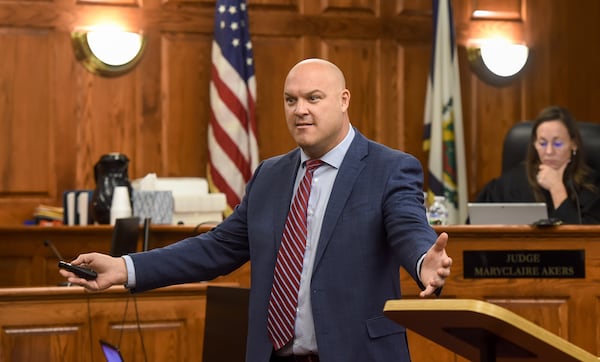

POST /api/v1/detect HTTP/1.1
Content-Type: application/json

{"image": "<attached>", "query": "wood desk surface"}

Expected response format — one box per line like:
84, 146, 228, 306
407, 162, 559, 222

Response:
399, 225, 600, 361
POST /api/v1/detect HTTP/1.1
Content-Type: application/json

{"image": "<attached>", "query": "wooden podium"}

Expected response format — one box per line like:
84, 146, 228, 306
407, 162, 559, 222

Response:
384, 299, 599, 362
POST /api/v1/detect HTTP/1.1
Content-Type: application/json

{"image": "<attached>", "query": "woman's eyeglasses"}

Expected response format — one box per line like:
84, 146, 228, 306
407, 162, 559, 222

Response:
534, 140, 565, 150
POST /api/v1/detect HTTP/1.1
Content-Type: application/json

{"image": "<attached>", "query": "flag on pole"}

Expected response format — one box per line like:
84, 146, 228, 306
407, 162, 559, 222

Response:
208, 0, 259, 216
423, 0, 468, 224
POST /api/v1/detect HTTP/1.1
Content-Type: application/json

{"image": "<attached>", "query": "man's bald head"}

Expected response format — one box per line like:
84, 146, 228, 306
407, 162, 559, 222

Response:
285, 58, 346, 90
282, 58, 351, 159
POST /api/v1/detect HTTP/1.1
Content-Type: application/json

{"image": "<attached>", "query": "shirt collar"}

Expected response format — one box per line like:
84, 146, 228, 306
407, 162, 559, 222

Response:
300, 125, 355, 169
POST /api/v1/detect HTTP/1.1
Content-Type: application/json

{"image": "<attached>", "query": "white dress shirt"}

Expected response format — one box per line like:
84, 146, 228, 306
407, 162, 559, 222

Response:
280, 126, 356, 355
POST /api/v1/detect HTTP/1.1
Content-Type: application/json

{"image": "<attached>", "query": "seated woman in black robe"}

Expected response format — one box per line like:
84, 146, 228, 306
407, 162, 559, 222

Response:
476, 106, 600, 224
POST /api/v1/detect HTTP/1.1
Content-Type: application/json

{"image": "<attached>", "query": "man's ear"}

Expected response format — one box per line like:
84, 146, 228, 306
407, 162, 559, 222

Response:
341, 89, 351, 111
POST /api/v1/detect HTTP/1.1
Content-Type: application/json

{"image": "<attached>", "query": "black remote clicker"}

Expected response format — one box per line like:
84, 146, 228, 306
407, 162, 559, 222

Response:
58, 260, 98, 280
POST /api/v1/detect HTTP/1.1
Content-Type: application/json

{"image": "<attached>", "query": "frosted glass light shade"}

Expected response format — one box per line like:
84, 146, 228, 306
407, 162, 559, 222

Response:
480, 42, 529, 77
467, 40, 529, 87
71, 30, 146, 77
87, 31, 144, 66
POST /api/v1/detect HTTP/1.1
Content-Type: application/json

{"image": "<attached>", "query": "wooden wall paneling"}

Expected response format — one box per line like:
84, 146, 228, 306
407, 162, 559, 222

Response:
456, 47, 477, 198
95, 298, 192, 361
161, 32, 212, 178
4, 31, 52, 194
301, 0, 323, 15
4, 326, 82, 361
521, 0, 600, 121
373, 39, 402, 151
0, 284, 215, 361
597, 298, 600, 356
540, 0, 600, 115
2, 0, 600, 225
396, 0, 431, 14
72, 70, 110, 192
134, 29, 166, 179
250, 0, 297, 9
464, 10, 524, 41
0, 0, 435, 223
386, 0, 433, 45
252, 35, 303, 160
489, 298, 569, 339
520, 0, 552, 116
469, 81, 525, 195
0, 31, 44, 192
81, 75, 140, 169
455, 0, 530, 197
0, 256, 35, 286
160, 0, 212, 7
2, 298, 92, 361
54, 32, 89, 194
570, 284, 600, 355
0, 29, 55, 224
320, 0, 377, 15
469, 0, 524, 20
77, 0, 140, 6
63, 35, 144, 189
321, 39, 378, 140
398, 43, 430, 163
381, 1, 431, 175
404, 332, 461, 362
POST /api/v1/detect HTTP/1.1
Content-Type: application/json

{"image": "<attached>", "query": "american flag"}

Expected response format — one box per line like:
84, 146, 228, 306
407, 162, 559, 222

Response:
208, 0, 259, 215
422, 0, 468, 224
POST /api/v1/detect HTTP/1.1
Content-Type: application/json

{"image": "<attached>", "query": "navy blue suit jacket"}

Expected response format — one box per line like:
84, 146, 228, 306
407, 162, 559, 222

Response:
130, 130, 438, 361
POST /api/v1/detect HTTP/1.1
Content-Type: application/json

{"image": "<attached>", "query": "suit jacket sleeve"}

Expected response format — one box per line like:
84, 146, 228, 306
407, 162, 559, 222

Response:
126, 162, 269, 292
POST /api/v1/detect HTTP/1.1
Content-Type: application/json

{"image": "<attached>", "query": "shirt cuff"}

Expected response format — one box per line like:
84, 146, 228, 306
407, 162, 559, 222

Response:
122, 255, 136, 288
416, 253, 426, 283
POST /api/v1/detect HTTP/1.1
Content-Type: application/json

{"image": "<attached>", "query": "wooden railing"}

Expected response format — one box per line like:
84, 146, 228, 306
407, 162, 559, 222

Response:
0, 282, 239, 361
0, 225, 249, 361
2, 224, 600, 361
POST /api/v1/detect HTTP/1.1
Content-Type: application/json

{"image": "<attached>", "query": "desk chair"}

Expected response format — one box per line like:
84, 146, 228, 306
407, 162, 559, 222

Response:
502, 121, 600, 174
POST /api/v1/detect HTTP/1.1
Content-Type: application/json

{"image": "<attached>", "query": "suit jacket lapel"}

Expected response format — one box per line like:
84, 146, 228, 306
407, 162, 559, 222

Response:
271, 150, 302, 253
313, 132, 368, 268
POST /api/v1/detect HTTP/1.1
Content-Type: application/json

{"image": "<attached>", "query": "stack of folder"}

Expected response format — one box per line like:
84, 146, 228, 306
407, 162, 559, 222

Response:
62, 190, 94, 226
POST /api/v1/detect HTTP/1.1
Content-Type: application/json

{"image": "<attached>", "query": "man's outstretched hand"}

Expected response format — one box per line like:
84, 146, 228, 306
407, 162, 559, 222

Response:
58, 252, 128, 291
419, 232, 452, 297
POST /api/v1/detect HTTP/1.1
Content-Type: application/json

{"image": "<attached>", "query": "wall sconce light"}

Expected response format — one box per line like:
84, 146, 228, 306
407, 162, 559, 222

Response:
467, 39, 529, 86
71, 28, 146, 77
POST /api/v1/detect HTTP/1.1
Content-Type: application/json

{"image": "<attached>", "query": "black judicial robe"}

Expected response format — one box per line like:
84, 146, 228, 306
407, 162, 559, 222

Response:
476, 163, 600, 224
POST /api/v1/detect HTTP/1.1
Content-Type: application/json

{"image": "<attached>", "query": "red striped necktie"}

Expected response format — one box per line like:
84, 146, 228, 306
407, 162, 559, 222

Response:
267, 159, 323, 350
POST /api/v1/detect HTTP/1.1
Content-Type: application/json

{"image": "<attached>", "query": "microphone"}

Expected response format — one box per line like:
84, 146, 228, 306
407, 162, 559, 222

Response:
143, 217, 151, 252
44, 239, 64, 261
44, 240, 70, 286
44, 240, 98, 280
568, 178, 583, 224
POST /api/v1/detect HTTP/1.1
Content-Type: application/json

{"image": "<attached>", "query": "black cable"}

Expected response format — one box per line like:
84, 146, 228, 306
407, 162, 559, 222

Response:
192, 221, 220, 234
86, 293, 95, 362
133, 295, 148, 362
143, 218, 151, 251
569, 178, 583, 224
573, 189, 583, 225
117, 296, 130, 349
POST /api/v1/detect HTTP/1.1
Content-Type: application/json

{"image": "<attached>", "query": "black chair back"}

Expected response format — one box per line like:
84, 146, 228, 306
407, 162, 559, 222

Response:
202, 285, 250, 362
502, 121, 600, 175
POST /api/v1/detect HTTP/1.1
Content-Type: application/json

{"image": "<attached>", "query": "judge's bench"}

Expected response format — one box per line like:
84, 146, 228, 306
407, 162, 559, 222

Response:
0, 224, 599, 361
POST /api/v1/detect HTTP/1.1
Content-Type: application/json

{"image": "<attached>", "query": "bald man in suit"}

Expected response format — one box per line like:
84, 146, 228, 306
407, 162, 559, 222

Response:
62, 58, 452, 362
